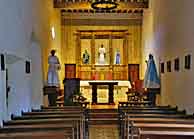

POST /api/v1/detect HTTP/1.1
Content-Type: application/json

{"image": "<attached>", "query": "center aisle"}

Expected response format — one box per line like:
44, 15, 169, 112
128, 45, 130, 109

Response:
87, 105, 120, 139
89, 125, 119, 139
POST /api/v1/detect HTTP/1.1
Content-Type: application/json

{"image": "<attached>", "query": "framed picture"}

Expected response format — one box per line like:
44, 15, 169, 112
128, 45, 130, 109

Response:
26, 61, 31, 74
167, 61, 171, 72
174, 58, 179, 71
1, 54, 5, 71
160, 62, 164, 73
185, 54, 191, 69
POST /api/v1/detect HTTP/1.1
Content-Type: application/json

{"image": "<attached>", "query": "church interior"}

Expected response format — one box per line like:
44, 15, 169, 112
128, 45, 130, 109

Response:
0, 0, 194, 138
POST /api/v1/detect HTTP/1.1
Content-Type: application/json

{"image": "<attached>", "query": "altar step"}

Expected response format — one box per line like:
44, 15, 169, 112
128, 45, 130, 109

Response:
87, 109, 119, 125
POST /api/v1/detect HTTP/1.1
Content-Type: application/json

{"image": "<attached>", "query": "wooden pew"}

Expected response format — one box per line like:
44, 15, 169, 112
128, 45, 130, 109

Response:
119, 110, 184, 115
123, 113, 192, 119
0, 131, 72, 139
122, 114, 194, 139
119, 105, 194, 139
118, 105, 176, 110
132, 123, 194, 139
119, 101, 152, 107
1, 118, 84, 139
128, 117, 194, 124
139, 129, 194, 139
0, 106, 87, 139
4, 118, 82, 126
12, 113, 85, 120
0, 125, 73, 139
40, 106, 84, 111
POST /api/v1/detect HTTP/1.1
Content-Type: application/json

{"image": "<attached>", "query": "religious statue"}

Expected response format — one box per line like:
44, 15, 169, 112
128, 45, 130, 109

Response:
98, 44, 106, 64
47, 50, 61, 87
114, 49, 120, 64
143, 54, 160, 106
143, 54, 160, 88
82, 50, 90, 64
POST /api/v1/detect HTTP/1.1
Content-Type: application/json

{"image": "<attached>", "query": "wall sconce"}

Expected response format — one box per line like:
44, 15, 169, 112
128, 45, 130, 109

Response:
51, 26, 55, 40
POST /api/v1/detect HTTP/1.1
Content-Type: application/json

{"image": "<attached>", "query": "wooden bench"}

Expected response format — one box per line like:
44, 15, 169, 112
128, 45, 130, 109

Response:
139, 129, 194, 139
119, 101, 152, 107
0, 106, 87, 139
122, 113, 192, 119
128, 117, 194, 124
118, 105, 178, 111
134, 123, 194, 139
0, 130, 72, 139
0, 125, 73, 139
122, 114, 194, 139
1, 118, 85, 138
12, 113, 85, 120
119, 109, 184, 115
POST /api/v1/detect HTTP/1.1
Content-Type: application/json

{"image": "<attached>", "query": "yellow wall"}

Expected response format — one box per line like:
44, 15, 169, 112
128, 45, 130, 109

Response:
41, 5, 142, 87
41, 0, 63, 86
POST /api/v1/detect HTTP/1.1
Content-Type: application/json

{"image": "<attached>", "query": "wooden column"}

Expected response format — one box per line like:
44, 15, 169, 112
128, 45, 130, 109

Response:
91, 33, 95, 79
123, 34, 128, 65
91, 32, 95, 65
123, 34, 129, 80
75, 33, 81, 65
75, 33, 81, 78
109, 33, 113, 65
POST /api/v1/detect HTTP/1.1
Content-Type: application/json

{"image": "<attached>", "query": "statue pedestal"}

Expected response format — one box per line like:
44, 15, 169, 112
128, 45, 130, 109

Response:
43, 86, 59, 106
147, 88, 160, 106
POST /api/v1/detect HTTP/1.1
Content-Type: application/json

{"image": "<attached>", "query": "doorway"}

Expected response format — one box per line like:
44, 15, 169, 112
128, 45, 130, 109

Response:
65, 64, 76, 79
128, 64, 139, 82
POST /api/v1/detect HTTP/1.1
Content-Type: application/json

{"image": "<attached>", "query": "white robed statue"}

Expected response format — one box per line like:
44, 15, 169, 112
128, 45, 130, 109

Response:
47, 50, 61, 87
98, 44, 106, 64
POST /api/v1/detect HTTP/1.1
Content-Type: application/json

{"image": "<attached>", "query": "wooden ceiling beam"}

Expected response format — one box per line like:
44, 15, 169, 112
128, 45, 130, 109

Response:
61, 12, 142, 20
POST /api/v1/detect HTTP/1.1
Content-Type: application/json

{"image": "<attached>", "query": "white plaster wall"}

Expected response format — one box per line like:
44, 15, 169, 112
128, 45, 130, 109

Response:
0, 70, 6, 126
7, 60, 32, 119
142, 0, 194, 113
141, 9, 155, 79
30, 42, 43, 109
0, 0, 51, 125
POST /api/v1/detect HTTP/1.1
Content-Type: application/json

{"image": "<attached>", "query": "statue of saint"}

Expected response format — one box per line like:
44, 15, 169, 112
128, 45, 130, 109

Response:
47, 50, 61, 87
82, 50, 90, 64
98, 44, 106, 64
115, 49, 120, 64
143, 54, 160, 88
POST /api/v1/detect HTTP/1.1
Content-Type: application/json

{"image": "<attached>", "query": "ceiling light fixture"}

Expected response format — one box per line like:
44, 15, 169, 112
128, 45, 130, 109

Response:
91, 0, 118, 11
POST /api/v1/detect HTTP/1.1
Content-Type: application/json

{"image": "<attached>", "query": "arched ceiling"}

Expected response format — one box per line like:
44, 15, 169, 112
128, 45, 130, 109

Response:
53, 0, 149, 25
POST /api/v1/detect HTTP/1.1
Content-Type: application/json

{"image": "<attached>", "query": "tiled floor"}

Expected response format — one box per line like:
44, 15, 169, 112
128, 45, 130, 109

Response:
89, 125, 119, 139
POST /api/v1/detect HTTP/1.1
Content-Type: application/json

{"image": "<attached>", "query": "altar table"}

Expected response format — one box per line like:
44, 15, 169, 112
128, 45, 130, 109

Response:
89, 81, 118, 104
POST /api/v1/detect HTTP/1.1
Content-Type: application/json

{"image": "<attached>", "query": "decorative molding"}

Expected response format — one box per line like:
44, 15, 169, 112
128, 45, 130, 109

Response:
54, 0, 149, 9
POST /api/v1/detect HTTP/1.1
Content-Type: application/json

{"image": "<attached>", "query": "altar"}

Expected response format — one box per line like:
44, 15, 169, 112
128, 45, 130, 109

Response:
80, 80, 131, 104
89, 81, 118, 104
